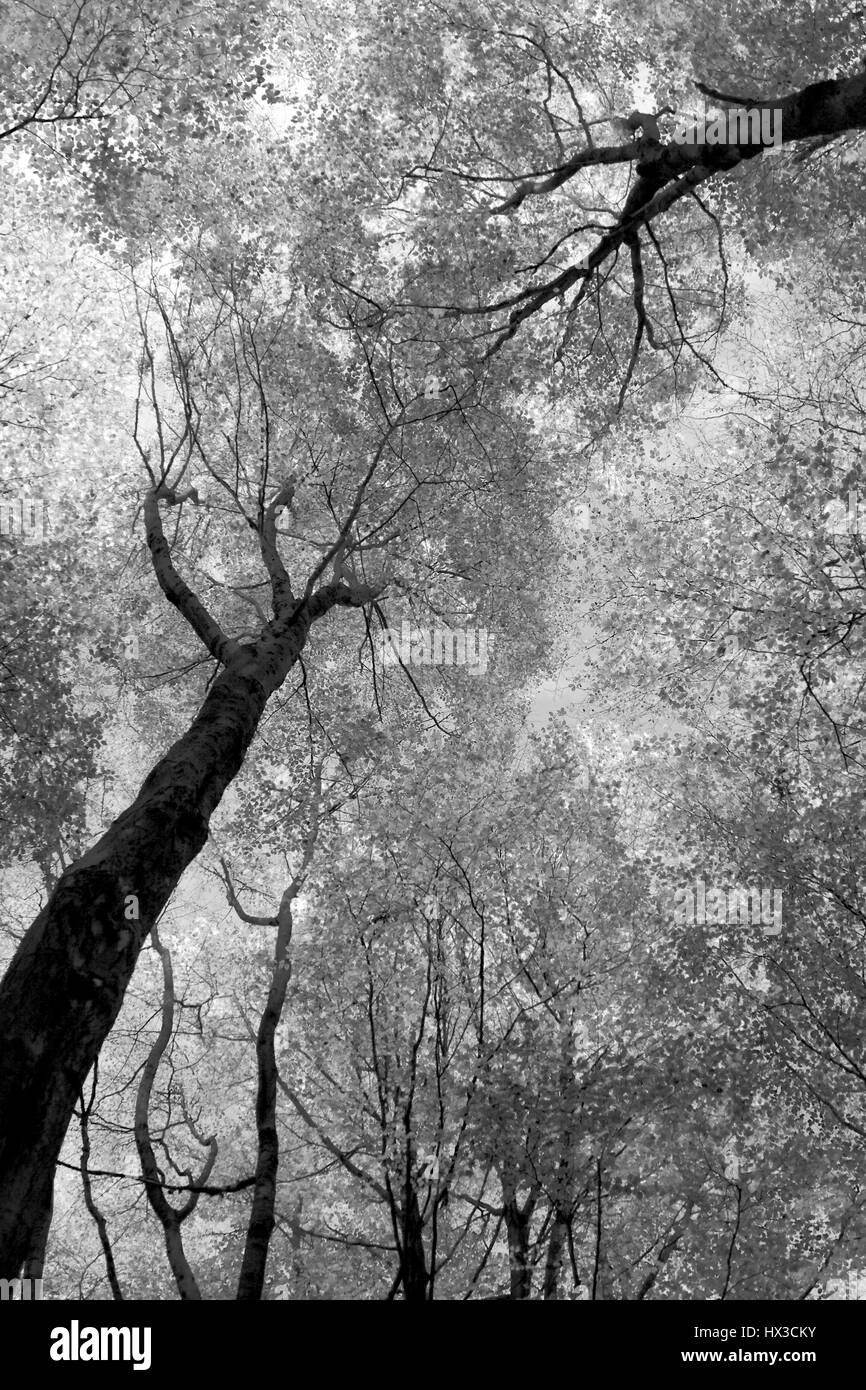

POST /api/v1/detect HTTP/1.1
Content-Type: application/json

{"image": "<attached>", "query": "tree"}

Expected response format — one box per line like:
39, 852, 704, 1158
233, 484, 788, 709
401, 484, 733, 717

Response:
4, 0, 866, 1284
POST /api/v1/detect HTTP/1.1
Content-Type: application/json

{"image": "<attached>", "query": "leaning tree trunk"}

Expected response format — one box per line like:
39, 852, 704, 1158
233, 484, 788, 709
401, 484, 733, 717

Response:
0, 662, 267, 1272
0, 583, 355, 1274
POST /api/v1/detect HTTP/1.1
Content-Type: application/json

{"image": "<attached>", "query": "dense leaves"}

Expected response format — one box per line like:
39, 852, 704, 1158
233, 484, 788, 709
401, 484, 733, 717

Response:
2, 0, 866, 1298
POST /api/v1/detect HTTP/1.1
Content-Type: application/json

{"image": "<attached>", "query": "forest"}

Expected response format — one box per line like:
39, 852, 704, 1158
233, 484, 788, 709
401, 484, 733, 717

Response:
1, 0, 866, 1303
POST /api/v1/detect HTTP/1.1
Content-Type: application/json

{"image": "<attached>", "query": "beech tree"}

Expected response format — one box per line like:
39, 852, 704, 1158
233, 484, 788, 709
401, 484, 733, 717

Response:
3, 0, 866, 1289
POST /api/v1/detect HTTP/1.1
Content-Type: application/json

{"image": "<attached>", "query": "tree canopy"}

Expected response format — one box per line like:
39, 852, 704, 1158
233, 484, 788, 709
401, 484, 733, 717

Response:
1, 0, 866, 1303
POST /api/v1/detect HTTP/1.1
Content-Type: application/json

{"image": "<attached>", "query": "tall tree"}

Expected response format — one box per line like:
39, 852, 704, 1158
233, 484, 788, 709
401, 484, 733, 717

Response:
4, 0, 866, 1277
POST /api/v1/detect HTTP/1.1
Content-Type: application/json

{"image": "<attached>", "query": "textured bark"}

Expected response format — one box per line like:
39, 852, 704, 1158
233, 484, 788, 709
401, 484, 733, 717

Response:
0, 615, 316, 1273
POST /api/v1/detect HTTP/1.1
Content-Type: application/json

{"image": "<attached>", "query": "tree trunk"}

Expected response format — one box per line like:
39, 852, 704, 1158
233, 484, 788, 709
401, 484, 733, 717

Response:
543, 1212, 567, 1300
289, 1199, 304, 1299
236, 898, 294, 1299
21, 1187, 52, 1285
135, 923, 216, 1299
504, 1199, 533, 1299
161, 1222, 203, 1302
0, 611, 316, 1274
401, 1189, 430, 1302
499, 1168, 537, 1299
80, 1099, 125, 1299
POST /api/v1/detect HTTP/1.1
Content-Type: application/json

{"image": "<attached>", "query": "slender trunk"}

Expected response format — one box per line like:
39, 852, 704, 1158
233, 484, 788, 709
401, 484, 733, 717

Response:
543, 1024, 575, 1301
236, 900, 294, 1299
0, 615, 312, 1274
592, 1158, 604, 1301
160, 1224, 202, 1302
230, 779, 320, 1300
289, 1199, 304, 1299
80, 1101, 124, 1299
543, 1212, 567, 1300
401, 1189, 430, 1302
497, 1166, 538, 1299
135, 923, 215, 1299
504, 1205, 532, 1298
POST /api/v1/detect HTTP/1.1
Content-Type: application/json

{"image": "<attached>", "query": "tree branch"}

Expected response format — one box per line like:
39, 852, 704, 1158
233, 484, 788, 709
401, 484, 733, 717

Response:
144, 485, 244, 667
